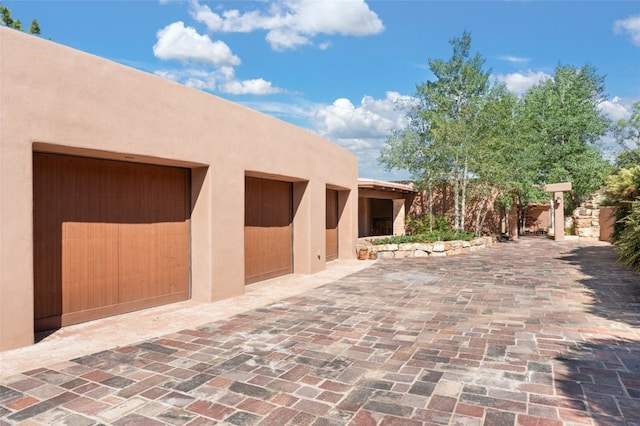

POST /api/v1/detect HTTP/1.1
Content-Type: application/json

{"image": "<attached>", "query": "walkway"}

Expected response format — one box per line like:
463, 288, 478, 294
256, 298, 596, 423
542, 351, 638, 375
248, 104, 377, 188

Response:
1, 238, 639, 425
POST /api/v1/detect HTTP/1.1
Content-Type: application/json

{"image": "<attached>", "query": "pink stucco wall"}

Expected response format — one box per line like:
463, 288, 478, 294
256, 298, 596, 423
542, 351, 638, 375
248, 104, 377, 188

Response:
0, 28, 358, 351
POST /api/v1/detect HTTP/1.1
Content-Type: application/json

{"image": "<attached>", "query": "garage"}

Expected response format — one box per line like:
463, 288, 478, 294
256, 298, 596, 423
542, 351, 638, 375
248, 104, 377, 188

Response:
326, 189, 339, 261
33, 153, 191, 332
244, 177, 293, 284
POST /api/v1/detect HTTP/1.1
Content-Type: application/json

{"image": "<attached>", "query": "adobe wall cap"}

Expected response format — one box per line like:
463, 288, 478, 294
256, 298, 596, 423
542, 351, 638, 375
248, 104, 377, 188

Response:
544, 182, 572, 192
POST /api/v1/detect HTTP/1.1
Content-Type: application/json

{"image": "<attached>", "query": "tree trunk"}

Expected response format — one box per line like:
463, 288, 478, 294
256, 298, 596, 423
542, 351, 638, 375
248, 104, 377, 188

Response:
479, 198, 491, 236
418, 186, 426, 218
474, 195, 486, 237
428, 183, 434, 232
460, 159, 468, 231
504, 205, 509, 236
453, 172, 460, 231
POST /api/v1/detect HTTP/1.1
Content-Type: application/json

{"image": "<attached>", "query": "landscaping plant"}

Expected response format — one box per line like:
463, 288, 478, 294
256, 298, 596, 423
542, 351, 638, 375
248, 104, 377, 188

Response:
615, 201, 640, 271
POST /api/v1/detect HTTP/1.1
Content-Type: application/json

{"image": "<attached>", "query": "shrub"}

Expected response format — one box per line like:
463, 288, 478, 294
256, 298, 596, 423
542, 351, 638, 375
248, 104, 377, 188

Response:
615, 200, 640, 272
611, 203, 632, 243
372, 229, 475, 245
406, 214, 449, 235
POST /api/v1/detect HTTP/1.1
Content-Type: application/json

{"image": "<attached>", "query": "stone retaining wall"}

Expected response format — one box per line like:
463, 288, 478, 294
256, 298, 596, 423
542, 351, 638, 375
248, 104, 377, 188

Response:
573, 207, 601, 240
356, 236, 497, 260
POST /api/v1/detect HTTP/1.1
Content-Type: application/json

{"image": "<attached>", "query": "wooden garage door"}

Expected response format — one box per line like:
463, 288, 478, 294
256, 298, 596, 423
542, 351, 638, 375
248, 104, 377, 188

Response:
245, 177, 292, 284
33, 153, 190, 332
326, 189, 339, 262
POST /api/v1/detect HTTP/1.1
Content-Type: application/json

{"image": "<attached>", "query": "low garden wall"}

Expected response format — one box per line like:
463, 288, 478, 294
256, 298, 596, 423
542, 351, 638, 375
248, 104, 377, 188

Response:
355, 236, 497, 260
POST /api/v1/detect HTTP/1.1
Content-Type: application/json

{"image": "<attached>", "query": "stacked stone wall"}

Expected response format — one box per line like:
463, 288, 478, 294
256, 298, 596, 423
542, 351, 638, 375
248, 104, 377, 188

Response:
573, 207, 601, 240
356, 236, 496, 260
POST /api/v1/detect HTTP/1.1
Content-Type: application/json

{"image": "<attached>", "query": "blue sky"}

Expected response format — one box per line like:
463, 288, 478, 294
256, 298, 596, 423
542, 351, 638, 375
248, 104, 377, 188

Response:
4, 0, 640, 180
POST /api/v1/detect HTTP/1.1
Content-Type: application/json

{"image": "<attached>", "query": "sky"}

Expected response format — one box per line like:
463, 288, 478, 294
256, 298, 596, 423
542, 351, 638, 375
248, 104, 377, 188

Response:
4, 0, 640, 180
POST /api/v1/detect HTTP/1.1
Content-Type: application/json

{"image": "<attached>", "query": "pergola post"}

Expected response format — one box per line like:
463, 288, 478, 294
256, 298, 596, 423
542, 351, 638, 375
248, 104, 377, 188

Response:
544, 182, 572, 241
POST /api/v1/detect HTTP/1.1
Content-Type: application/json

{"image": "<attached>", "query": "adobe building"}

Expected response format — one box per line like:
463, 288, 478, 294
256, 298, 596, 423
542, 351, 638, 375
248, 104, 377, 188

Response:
0, 28, 358, 351
358, 179, 416, 237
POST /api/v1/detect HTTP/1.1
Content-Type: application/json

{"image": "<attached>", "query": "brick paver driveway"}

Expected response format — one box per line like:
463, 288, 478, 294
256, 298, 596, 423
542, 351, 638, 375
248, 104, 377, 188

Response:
1, 238, 639, 425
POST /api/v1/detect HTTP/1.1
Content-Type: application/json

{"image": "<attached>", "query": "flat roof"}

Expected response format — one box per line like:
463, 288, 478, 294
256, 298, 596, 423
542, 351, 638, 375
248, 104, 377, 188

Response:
357, 178, 417, 194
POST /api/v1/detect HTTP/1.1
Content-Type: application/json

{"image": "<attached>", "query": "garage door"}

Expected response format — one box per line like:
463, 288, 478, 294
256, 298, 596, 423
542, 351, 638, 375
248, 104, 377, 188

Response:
245, 177, 292, 284
326, 189, 339, 262
33, 153, 190, 332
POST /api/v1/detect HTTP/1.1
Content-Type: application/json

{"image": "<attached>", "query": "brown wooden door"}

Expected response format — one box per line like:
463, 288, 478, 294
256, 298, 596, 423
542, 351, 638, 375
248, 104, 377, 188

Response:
33, 153, 190, 331
245, 177, 292, 284
326, 189, 339, 262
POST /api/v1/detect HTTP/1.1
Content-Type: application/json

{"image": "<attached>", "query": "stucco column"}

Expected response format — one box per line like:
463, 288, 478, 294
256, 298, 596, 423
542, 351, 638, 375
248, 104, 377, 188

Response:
189, 166, 213, 303
292, 181, 314, 274
544, 183, 572, 242
553, 192, 565, 241
338, 189, 356, 260
392, 199, 406, 236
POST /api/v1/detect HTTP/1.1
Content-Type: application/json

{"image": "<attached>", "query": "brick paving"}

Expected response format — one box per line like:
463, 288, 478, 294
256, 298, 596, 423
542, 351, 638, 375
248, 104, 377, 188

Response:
1, 237, 639, 425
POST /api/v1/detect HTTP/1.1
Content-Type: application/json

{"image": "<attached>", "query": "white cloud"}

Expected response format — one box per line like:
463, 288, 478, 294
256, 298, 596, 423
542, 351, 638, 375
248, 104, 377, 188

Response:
154, 21, 285, 95
155, 68, 217, 91
189, 0, 384, 51
614, 15, 640, 46
223, 92, 413, 179
498, 55, 529, 64
309, 92, 415, 178
153, 21, 240, 66
494, 70, 551, 96
239, 100, 316, 120
598, 96, 634, 122
265, 29, 312, 51
221, 78, 282, 95
154, 66, 283, 96
314, 92, 414, 140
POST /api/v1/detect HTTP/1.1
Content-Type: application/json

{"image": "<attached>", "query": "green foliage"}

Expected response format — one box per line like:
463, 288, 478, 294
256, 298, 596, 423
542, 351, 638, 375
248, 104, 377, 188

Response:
611, 203, 632, 243
603, 165, 640, 243
382, 33, 610, 236
372, 229, 475, 245
614, 101, 640, 167
380, 31, 496, 231
605, 165, 640, 202
494, 192, 515, 212
604, 102, 640, 250
406, 214, 449, 235
376, 205, 473, 244
520, 64, 611, 208
615, 201, 640, 271
1, 3, 40, 34
28, 19, 40, 35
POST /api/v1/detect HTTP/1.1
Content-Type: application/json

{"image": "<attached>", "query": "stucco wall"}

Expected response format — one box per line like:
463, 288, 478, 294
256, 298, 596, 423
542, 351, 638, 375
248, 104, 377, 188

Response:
599, 206, 616, 243
0, 28, 358, 350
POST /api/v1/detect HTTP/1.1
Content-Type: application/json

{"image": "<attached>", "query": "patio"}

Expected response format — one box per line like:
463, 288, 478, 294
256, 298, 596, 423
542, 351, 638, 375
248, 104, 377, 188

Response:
1, 237, 639, 425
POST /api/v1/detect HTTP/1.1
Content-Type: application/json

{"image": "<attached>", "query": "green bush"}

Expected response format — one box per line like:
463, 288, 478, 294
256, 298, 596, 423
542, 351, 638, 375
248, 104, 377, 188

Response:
372, 229, 475, 245
611, 203, 632, 243
406, 214, 450, 235
615, 200, 640, 271
375, 214, 473, 245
